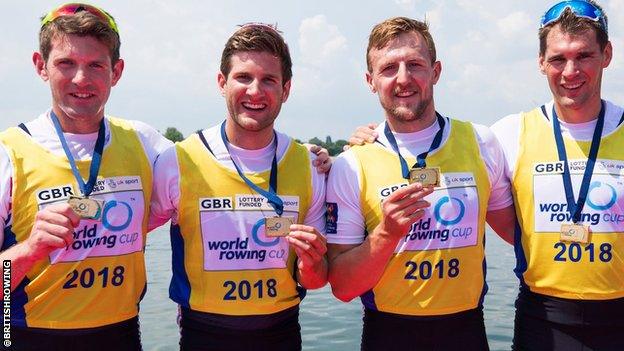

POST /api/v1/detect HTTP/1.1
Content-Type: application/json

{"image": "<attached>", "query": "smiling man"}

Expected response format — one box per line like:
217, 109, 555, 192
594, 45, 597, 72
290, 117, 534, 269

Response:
326, 17, 516, 350
150, 24, 327, 351
0, 3, 171, 350
491, 1, 624, 349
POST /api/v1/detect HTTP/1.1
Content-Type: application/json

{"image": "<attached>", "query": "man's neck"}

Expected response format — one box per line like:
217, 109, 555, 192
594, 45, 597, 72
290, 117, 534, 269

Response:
51, 108, 103, 134
224, 120, 274, 150
554, 98, 603, 124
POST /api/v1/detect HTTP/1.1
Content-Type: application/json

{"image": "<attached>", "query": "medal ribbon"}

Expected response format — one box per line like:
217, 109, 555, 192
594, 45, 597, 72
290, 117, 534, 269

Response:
220, 121, 284, 216
552, 101, 605, 224
384, 112, 446, 180
50, 111, 105, 197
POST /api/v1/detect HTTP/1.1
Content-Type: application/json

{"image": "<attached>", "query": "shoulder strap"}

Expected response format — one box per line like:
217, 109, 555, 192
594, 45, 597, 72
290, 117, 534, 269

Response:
540, 105, 549, 121
17, 123, 31, 135
197, 130, 214, 156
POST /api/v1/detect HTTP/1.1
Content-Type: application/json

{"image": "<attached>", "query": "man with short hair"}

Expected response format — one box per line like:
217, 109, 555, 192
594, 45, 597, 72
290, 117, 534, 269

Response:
491, 1, 624, 349
150, 24, 327, 351
326, 16, 515, 350
0, 3, 171, 350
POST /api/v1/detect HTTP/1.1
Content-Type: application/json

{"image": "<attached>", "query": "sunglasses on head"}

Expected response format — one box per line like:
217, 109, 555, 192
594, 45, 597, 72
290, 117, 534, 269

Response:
41, 3, 118, 34
541, 0, 608, 34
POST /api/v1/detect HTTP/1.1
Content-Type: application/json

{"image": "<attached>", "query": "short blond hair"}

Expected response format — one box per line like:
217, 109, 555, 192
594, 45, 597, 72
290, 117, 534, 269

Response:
366, 17, 436, 72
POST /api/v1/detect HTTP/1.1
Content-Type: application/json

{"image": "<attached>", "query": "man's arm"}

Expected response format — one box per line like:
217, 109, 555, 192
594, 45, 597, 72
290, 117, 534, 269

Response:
289, 153, 329, 289
148, 145, 180, 232
328, 183, 432, 302
487, 205, 516, 245
0, 203, 79, 290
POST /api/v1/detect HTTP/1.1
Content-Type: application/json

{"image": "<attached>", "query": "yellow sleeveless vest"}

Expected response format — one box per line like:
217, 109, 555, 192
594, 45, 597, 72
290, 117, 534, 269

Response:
350, 119, 490, 316
513, 108, 624, 299
171, 133, 312, 315
0, 117, 152, 328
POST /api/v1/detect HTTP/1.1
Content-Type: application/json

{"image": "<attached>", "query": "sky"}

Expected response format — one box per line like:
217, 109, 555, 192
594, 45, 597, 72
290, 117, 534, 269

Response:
1, 0, 623, 141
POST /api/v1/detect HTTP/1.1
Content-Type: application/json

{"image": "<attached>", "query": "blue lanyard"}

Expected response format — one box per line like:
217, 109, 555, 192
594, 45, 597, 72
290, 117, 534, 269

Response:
551, 101, 605, 224
219, 121, 283, 216
50, 111, 105, 197
384, 112, 446, 180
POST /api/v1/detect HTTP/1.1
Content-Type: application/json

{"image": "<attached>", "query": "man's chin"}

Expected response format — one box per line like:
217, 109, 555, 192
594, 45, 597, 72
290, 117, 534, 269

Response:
234, 116, 275, 132
389, 108, 421, 122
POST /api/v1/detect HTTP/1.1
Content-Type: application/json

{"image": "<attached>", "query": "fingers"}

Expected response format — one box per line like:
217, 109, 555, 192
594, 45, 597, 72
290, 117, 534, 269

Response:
26, 204, 81, 259
314, 156, 332, 174
34, 222, 73, 248
378, 184, 434, 237
385, 183, 434, 206
356, 125, 379, 143
47, 203, 81, 227
306, 144, 321, 154
287, 225, 327, 265
35, 208, 77, 233
347, 136, 367, 146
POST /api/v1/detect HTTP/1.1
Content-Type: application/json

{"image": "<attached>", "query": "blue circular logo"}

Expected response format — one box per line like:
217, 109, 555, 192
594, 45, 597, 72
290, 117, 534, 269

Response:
434, 196, 465, 226
102, 200, 133, 231
251, 219, 280, 247
586, 181, 617, 211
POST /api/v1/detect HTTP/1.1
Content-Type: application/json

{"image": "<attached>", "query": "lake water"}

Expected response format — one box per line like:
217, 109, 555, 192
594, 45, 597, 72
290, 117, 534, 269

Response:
141, 227, 517, 351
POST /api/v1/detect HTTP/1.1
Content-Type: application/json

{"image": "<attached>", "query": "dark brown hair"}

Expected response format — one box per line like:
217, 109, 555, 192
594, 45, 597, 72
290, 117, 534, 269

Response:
220, 25, 292, 84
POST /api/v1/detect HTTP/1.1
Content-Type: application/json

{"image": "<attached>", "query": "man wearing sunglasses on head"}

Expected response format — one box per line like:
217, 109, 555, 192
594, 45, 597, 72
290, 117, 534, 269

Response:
149, 24, 328, 351
491, 1, 624, 349
348, 1, 622, 349
0, 3, 172, 350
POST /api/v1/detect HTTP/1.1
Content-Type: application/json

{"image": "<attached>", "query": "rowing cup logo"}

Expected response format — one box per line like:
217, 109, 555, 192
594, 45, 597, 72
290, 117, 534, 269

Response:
434, 196, 466, 226
101, 200, 133, 231
587, 181, 617, 211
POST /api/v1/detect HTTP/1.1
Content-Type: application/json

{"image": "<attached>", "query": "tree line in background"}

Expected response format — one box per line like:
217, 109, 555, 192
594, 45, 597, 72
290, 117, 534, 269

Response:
163, 127, 348, 156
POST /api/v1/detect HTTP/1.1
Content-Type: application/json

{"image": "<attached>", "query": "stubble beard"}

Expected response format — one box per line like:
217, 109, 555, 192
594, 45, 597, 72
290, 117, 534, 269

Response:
385, 95, 432, 123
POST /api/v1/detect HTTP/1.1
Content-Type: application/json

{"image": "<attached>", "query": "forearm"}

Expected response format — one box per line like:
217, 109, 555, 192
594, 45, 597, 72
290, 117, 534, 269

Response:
297, 257, 328, 290
328, 229, 399, 302
0, 242, 42, 290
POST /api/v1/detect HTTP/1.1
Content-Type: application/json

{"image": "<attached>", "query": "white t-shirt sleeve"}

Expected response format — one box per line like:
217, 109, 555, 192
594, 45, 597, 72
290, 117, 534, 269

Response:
325, 151, 366, 245
490, 113, 522, 182
302, 151, 327, 234
0, 142, 12, 245
149, 145, 180, 231
130, 120, 173, 168
472, 123, 513, 211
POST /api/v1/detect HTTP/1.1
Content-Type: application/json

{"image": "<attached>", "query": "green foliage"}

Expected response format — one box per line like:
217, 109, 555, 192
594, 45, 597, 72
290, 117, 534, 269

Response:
306, 136, 348, 156
164, 127, 184, 142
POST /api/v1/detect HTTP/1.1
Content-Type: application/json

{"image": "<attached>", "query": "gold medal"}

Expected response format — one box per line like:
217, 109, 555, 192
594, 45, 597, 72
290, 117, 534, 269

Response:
265, 217, 293, 237
560, 223, 589, 243
409, 167, 440, 187
68, 196, 103, 220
